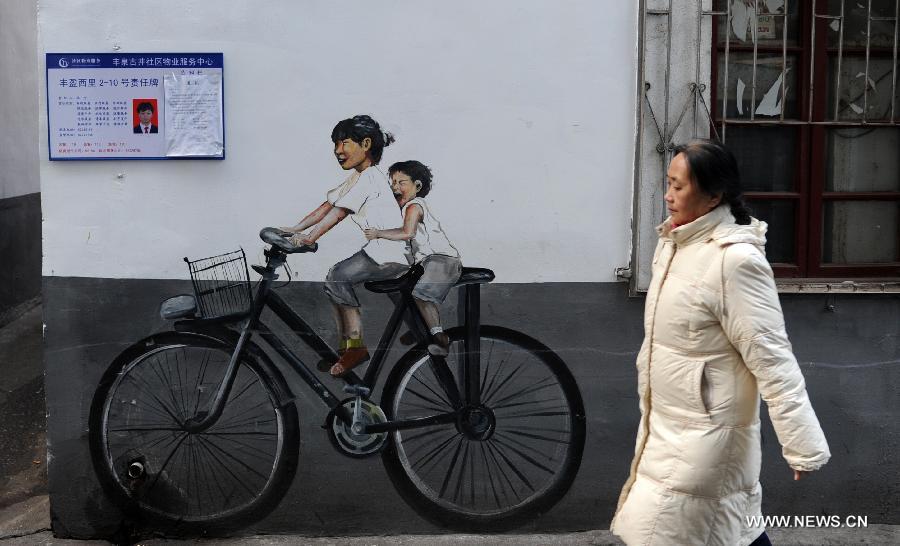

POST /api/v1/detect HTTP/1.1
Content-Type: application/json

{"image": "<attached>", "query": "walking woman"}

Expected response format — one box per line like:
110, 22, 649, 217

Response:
611, 140, 830, 545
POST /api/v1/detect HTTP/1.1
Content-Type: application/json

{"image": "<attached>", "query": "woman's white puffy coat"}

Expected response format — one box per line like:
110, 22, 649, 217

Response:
611, 205, 830, 546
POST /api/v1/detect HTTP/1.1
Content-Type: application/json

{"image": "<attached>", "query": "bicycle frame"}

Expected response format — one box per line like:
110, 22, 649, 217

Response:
180, 246, 478, 434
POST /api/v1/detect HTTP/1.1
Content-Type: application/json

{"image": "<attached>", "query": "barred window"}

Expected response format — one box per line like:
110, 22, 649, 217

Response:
712, 0, 900, 278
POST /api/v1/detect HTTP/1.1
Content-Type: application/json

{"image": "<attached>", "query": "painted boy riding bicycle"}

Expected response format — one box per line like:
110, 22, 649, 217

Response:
281, 115, 407, 377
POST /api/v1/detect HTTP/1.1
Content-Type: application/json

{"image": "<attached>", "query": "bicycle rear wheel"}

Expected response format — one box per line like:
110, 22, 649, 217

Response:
381, 325, 585, 530
89, 332, 299, 533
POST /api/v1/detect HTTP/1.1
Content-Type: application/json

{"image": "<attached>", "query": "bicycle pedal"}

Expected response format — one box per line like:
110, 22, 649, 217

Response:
342, 384, 371, 397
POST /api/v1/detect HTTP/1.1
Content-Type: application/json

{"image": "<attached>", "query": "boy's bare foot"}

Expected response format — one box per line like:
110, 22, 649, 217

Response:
427, 332, 450, 357
330, 347, 370, 377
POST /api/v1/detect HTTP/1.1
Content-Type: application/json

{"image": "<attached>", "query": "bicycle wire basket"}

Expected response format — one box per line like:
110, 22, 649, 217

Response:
184, 249, 253, 319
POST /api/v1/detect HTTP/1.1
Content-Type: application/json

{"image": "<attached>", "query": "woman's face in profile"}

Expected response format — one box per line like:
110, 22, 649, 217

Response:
665, 153, 720, 226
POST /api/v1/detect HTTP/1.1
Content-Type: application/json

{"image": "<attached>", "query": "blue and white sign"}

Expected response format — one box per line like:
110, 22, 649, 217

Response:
46, 53, 225, 160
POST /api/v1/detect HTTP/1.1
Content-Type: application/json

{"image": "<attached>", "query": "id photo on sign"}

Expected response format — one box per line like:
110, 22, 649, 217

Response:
132, 99, 159, 134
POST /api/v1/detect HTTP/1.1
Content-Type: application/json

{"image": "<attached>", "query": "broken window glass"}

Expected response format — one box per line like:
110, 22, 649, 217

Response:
717, 52, 799, 117
827, 0, 898, 49
716, 0, 802, 47
826, 56, 900, 121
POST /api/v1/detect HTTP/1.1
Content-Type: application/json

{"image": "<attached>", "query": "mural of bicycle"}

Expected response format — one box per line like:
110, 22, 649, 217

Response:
89, 228, 586, 534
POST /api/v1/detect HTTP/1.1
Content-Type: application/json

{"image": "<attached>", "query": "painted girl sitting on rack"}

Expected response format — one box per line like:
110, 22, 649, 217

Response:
364, 160, 462, 356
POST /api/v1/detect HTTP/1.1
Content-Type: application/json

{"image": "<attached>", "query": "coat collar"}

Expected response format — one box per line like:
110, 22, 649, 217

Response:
656, 205, 769, 248
656, 205, 732, 246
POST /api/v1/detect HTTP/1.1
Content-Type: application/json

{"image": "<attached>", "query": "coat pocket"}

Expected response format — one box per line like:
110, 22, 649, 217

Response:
689, 361, 709, 415
650, 356, 710, 419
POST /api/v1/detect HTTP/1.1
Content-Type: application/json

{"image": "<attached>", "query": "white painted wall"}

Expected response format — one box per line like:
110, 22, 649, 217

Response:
1, 0, 39, 200
39, 0, 638, 283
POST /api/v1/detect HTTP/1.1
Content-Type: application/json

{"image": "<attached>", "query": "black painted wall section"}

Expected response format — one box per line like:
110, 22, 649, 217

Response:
42, 276, 900, 538
0, 193, 41, 317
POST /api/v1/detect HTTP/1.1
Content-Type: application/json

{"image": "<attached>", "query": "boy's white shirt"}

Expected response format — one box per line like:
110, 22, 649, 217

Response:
327, 166, 406, 265
402, 197, 460, 262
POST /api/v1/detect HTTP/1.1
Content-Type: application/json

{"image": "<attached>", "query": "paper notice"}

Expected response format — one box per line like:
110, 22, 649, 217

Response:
755, 71, 785, 116
164, 72, 224, 157
757, 15, 776, 40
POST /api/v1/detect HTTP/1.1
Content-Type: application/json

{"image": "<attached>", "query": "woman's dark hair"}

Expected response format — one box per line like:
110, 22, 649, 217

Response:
672, 139, 752, 225
331, 115, 395, 165
389, 160, 433, 198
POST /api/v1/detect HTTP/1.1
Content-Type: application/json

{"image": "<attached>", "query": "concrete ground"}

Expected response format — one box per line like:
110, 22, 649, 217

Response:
2, 301, 899, 545
1, 503, 898, 546
0, 301, 46, 511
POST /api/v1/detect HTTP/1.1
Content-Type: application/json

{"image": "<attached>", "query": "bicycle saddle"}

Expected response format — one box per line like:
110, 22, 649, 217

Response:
455, 267, 495, 286
259, 227, 319, 254
160, 294, 198, 320
364, 264, 425, 293
365, 265, 495, 294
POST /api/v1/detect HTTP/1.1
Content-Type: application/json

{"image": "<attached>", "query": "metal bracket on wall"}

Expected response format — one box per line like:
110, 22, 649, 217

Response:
632, 0, 722, 294
645, 81, 719, 154
615, 266, 633, 281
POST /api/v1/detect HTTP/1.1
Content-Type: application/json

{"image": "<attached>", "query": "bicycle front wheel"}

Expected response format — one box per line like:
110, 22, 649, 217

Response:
89, 332, 299, 533
381, 325, 585, 530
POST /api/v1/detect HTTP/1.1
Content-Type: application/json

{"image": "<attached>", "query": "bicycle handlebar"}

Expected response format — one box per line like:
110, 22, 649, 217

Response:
259, 227, 318, 254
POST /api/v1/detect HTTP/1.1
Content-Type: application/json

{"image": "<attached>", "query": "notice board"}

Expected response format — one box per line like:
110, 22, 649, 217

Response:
46, 53, 225, 160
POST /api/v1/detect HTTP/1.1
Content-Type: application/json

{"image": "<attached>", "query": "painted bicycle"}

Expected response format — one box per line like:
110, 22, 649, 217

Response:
89, 228, 585, 533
